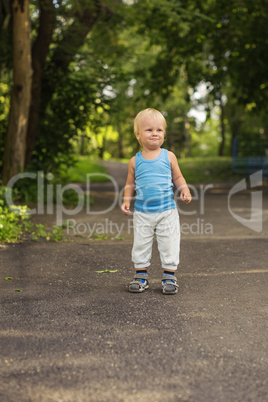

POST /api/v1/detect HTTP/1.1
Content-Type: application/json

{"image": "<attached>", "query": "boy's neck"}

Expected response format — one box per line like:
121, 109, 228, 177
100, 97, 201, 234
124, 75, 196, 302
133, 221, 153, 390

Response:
141, 147, 162, 160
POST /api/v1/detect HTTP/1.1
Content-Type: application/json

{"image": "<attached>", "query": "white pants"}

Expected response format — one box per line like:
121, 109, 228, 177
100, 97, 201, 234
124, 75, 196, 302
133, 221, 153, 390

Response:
132, 208, 180, 272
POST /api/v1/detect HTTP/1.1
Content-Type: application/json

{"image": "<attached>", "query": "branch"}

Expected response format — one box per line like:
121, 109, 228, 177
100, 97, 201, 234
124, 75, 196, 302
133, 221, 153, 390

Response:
48, 0, 102, 72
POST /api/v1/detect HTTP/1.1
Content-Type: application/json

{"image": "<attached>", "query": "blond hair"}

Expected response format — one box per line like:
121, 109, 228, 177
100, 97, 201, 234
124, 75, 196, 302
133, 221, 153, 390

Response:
134, 108, 167, 136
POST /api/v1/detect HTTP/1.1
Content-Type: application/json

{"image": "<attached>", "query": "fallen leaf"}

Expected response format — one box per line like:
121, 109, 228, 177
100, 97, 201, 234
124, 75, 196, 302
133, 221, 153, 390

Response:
95, 269, 118, 273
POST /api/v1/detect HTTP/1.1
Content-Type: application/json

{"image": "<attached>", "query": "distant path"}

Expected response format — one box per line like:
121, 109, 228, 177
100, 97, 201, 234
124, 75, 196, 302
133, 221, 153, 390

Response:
89, 160, 128, 192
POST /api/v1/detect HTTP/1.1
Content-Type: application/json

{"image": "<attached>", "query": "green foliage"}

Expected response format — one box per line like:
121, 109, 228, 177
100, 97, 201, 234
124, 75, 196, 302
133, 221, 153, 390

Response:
13, 158, 106, 205
51, 225, 64, 242
0, 0, 267, 182
0, 2, 12, 72
0, 186, 30, 242
30, 224, 64, 242
64, 157, 108, 183
30, 72, 98, 173
238, 131, 265, 157
0, 186, 65, 243
13, 171, 80, 206
26, 0, 125, 173
93, 233, 112, 241
0, 201, 28, 243
190, 112, 232, 158
30, 223, 48, 241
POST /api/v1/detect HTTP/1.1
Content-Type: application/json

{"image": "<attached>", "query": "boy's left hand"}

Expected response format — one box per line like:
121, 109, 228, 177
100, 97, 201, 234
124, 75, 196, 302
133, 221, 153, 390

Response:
180, 190, 191, 204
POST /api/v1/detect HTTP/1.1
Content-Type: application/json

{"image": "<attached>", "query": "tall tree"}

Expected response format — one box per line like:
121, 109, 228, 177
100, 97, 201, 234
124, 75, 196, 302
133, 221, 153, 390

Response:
25, 0, 55, 166
25, 0, 120, 166
131, 0, 268, 156
2, 0, 32, 184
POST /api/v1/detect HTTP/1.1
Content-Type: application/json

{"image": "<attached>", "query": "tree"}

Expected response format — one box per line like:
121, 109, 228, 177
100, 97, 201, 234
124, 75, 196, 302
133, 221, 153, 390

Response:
25, 0, 121, 166
1, 0, 122, 181
1, 0, 267, 178
25, 0, 56, 166
130, 0, 267, 156
2, 0, 32, 184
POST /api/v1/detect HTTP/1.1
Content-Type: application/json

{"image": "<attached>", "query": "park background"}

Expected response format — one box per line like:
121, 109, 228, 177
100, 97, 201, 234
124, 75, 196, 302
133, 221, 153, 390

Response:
0, 3, 268, 401
0, 0, 267, 239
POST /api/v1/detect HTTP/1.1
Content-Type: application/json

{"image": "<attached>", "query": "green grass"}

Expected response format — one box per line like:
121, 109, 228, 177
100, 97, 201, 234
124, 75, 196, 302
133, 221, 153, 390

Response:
65, 156, 241, 184
113, 156, 240, 183
64, 157, 108, 183
177, 157, 240, 183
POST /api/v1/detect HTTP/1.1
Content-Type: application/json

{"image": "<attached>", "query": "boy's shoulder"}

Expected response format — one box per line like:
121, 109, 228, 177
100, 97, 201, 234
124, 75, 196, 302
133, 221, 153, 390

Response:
129, 155, 136, 169
167, 150, 176, 162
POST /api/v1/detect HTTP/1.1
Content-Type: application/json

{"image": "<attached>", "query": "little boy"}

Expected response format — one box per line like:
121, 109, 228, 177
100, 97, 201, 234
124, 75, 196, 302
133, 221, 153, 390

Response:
121, 108, 191, 294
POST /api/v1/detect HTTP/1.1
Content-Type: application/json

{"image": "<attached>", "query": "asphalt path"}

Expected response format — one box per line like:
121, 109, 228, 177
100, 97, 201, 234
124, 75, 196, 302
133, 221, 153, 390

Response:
0, 162, 268, 402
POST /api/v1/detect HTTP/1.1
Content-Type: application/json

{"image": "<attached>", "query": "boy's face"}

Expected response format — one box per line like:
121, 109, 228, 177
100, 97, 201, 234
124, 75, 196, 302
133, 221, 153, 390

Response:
136, 116, 165, 150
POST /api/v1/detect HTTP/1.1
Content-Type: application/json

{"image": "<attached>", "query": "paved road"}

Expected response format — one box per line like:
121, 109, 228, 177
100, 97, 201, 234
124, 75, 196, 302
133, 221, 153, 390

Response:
0, 164, 268, 401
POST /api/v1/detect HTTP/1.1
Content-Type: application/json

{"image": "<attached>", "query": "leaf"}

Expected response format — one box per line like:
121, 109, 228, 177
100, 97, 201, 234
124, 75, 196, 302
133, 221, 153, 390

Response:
15, 289, 23, 292
4, 277, 13, 280
95, 269, 118, 273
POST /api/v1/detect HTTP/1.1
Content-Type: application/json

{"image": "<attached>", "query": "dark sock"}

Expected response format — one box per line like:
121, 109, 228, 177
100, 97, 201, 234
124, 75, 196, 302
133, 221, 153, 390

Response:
137, 270, 147, 274
164, 270, 174, 276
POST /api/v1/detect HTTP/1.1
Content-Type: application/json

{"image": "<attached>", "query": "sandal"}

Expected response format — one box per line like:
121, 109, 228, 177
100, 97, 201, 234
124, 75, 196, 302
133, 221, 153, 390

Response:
129, 273, 149, 293
162, 273, 178, 295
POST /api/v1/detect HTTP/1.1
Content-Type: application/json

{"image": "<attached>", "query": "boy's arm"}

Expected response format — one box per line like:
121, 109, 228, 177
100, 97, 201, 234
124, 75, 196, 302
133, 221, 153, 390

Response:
121, 156, 136, 215
168, 151, 191, 204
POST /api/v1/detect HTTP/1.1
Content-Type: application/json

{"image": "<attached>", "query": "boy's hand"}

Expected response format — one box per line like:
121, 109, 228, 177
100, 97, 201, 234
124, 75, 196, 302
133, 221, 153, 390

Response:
180, 190, 191, 204
121, 202, 131, 215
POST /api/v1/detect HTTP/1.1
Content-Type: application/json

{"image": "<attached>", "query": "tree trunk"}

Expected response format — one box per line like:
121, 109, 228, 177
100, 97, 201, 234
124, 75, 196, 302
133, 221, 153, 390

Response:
218, 95, 225, 156
25, 0, 55, 166
2, 0, 32, 185
184, 117, 191, 157
25, 0, 104, 166
26, 0, 120, 167
41, 1, 103, 113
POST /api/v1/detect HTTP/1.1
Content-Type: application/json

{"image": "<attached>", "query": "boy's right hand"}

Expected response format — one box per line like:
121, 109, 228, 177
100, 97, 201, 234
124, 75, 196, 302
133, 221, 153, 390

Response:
121, 202, 131, 215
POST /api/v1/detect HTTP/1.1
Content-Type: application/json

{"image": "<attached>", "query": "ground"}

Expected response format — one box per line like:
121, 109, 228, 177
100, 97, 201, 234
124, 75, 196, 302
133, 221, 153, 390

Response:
0, 162, 268, 402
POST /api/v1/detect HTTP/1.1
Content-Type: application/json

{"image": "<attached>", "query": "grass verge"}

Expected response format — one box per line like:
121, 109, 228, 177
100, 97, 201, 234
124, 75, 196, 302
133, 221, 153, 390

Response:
177, 157, 240, 183
64, 157, 108, 183
112, 156, 241, 183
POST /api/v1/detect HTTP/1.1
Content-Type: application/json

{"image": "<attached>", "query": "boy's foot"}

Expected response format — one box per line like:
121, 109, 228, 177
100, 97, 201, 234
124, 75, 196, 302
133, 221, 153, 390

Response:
129, 272, 149, 293
162, 273, 178, 295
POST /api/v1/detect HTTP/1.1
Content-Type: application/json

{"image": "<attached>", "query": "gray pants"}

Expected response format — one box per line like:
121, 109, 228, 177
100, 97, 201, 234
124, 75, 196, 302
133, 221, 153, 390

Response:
132, 208, 180, 272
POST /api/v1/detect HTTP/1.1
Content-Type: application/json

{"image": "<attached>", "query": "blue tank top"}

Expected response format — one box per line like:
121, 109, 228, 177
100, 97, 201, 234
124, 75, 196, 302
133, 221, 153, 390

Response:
134, 148, 176, 213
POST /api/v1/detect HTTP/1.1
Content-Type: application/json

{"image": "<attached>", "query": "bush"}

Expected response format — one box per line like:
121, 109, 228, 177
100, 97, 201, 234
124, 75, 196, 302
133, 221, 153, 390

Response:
0, 186, 30, 242
0, 186, 64, 243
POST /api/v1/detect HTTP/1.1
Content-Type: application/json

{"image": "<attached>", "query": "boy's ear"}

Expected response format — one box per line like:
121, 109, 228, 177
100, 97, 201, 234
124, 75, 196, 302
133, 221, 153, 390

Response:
135, 132, 142, 145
